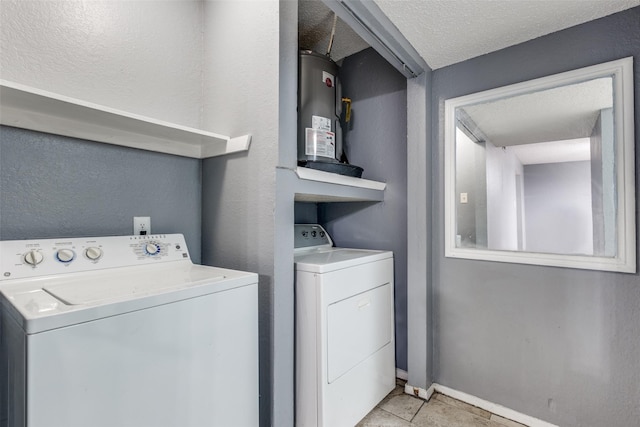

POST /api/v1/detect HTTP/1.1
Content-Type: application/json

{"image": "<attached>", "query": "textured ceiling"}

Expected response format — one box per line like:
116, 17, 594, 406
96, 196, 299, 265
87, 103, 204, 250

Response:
462, 77, 613, 147
374, 0, 640, 69
510, 138, 591, 165
299, 0, 640, 69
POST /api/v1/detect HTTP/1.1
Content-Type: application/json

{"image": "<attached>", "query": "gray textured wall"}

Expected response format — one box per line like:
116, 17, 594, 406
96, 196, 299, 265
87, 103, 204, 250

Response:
0, 126, 202, 263
200, 2, 286, 425
319, 47, 409, 371
430, 7, 639, 427
295, 202, 318, 224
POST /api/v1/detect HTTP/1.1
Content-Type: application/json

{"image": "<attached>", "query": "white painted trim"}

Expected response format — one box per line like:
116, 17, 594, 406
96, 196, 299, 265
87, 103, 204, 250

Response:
444, 57, 636, 273
295, 167, 387, 191
281, 167, 385, 203
201, 134, 252, 158
403, 383, 559, 427
0, 80, 251, 159
395, 368, 408, 381
433, 384, 559, 427
404, 382, 434, 401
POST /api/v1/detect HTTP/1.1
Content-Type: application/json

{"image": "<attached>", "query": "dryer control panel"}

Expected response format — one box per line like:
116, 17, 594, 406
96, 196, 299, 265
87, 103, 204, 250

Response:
0, 234, 191, 281
294, 224, 334, 250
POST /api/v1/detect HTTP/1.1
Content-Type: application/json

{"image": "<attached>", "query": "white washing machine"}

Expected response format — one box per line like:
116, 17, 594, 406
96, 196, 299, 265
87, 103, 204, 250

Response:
294, 224, 395, 427
0, 234, 258, 427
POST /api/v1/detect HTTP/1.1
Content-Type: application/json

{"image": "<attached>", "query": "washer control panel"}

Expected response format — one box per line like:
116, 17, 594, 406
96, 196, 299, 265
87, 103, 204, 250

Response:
131, 239, 170, 259
0, 234, 190, 281
294, 224, 333, 250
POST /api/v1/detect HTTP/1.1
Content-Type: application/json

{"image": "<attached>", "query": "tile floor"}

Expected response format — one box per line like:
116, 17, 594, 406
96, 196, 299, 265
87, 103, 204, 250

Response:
357, 380, 528, 427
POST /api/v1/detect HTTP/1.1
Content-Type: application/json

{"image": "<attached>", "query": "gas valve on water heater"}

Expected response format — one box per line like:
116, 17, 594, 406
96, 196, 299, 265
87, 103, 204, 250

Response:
298, 50, 363, 178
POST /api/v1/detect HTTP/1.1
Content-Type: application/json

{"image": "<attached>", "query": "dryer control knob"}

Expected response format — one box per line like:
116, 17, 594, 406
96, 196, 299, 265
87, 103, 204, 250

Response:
85, 247, 103, 261
24, 250, 44, 266
145, 243, 160, 255
56, 249, 75, 263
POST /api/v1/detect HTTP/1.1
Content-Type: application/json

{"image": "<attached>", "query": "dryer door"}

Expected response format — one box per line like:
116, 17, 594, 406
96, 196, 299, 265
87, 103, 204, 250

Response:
326, 283, 392, 383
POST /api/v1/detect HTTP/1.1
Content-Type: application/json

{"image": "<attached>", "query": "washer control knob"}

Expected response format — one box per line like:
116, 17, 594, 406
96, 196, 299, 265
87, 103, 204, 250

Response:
85, 247, 103, 261
145, 243, 160, 255
24, 250, 44, 266
56, 249, 75, 263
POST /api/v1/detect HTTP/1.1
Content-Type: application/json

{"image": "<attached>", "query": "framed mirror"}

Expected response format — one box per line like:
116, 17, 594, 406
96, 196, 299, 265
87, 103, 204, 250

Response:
444, 57, 635, 273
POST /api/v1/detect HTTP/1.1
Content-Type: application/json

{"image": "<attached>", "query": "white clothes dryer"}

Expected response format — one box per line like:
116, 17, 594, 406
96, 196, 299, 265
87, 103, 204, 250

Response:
294, 224, 395, 427
0, 234, 258, 427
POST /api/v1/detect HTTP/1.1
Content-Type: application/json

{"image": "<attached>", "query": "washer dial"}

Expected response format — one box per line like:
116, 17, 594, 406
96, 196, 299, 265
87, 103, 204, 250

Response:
23, 250, 44, 266
85, 247, 103, 261
56, 249, 75, 263
145, 243, 160, 256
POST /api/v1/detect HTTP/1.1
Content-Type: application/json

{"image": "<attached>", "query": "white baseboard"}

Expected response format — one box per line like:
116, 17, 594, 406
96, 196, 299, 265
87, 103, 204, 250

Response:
403, 383, 558, 427
404, 382, 434, 401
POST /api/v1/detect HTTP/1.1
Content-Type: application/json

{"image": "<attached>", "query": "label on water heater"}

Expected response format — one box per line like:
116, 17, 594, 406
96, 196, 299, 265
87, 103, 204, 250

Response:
305, 128, 335, 159
312, 115, 332, 131
322, 71, 334, 87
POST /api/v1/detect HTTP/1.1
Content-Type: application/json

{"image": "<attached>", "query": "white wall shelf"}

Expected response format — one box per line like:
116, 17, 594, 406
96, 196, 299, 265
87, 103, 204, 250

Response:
0, 80, 251, 159
289, 167, 386, 202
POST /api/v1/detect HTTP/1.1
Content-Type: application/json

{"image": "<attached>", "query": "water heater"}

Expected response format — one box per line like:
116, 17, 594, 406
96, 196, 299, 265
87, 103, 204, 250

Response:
298, 50, 362, 177
298, 50, 340, 163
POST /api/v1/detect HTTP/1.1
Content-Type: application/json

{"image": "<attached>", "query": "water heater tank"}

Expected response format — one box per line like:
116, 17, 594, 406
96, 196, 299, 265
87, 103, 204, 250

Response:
298, 50, 341, 164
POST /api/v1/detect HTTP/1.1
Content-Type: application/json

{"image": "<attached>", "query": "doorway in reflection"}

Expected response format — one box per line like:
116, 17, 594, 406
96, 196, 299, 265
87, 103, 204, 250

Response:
454, 77, 616, 257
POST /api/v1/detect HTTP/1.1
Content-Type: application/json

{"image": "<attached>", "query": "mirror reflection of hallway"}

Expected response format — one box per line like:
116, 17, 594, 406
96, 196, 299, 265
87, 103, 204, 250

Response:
445, 57, 635, 273
454, 77, 614, 257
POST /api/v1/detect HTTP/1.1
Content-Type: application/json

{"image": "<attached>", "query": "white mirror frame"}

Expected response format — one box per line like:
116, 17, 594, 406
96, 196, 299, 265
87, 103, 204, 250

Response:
444, 57, 635, 273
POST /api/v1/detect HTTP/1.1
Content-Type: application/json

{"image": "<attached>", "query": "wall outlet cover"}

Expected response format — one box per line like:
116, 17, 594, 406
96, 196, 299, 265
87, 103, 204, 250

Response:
134, 216, 151, 235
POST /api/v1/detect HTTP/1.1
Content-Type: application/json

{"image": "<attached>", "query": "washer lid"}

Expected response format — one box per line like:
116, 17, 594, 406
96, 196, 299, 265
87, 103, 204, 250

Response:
0, 261, 258, 334
42, 266, 224, 305
294, 248, 392, 273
